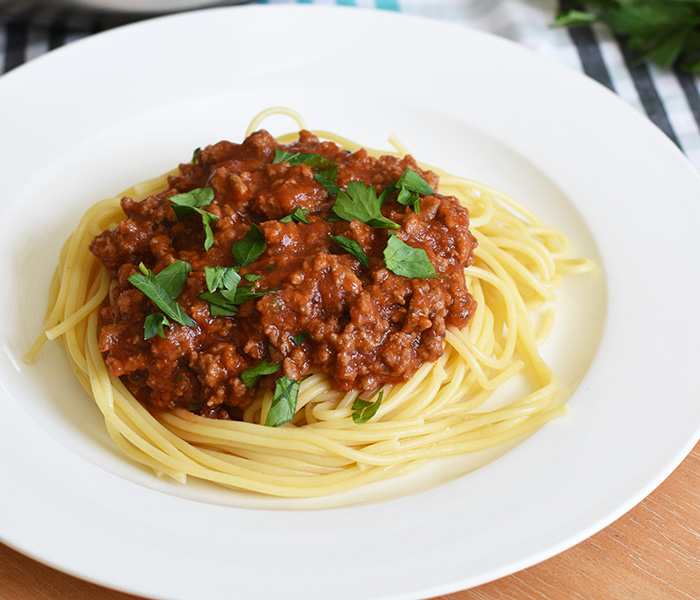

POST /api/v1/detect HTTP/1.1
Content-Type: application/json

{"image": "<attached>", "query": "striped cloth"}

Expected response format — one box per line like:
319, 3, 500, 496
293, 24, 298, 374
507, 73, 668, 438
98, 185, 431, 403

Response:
2, 0, 700, 172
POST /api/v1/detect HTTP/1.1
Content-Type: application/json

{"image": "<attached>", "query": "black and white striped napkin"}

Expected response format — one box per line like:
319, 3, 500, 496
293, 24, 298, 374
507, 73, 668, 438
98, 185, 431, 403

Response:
3, 0, 700, 171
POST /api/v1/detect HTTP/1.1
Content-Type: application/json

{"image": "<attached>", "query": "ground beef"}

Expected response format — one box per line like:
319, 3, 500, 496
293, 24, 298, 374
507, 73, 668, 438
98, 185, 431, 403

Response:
90, 129, 477, 418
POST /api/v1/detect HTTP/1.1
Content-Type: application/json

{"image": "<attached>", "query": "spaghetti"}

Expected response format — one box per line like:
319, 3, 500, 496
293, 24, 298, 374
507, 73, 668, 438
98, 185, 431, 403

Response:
26, 108, 592, 497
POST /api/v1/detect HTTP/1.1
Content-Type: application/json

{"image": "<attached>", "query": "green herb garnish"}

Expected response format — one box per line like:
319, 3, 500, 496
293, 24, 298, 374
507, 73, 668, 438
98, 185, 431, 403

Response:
396, 187, 420, 213
169, 187, 218, 251
332, 181, 400, 230
234, 283, 281, 304
200, 266, 241, 317
240, 359, 281, 389
328, 233, 370, 268
232, 224, 266, 268
273, 148, 339, 179
128, 261, 195, 338
314, 173, 340, 197
265, 375, 300, 427
383, 233, 441, 279
144, 313, 170, 339
292, 332, 311, 345
378, 168, 435, 214
279, 206, 311, 224
395, 168, 435, 196
155, 260, 192, 299
554, 1, 700, 71
191, 147, 201, 164
205, 266, 241, 296
352, 390, 384, 424
200, 265, 277, 316
201, 296, 239, 317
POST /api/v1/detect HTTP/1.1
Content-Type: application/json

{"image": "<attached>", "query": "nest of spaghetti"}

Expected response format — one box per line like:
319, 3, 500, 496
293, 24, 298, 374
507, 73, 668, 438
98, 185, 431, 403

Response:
28, 114, 592, 497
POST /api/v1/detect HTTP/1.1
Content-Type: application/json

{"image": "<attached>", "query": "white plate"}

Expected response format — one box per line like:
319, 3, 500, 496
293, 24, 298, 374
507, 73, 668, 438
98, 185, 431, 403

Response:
1, 6, 699, 600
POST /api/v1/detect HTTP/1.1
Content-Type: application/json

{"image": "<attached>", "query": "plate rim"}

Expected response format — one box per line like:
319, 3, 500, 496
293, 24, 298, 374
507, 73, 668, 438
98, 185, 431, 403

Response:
1, 5, 700, 600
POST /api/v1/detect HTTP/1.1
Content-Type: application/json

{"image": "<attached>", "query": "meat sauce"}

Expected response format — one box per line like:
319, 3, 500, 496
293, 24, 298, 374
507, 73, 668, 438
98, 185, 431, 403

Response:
90, 130, 477, 418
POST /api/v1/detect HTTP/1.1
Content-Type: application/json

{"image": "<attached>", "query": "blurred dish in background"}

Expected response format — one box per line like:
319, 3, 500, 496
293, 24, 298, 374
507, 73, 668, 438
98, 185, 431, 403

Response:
0, 0, 247, 15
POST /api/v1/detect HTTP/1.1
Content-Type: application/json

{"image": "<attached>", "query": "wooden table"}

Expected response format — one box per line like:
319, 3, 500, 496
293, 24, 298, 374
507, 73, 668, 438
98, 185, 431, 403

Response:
2, 441, 698, 600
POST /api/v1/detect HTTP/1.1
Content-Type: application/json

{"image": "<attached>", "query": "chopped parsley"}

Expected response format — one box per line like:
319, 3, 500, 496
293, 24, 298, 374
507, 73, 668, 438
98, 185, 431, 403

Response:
396, 168, 435, 195
328, 233, 370, 268
378, 168, 435, 214
127, 261, 195, 338
169, 187, 218, 251
144, 313, 170, 340
273, 148, 339, 179
314, 173, 340, 197
233, 283, 280, 304
232, 224, 266, 268
200, 266, 242, 317
352, 390, 384, 424
265, 376, 300, 427
383, 233, 442, 279
332, 181, 399, 230
200, 265, 277, 317
240, 359, 281, 389
292, 332, 311, 345
205, 266, 241, 296
279, 206, 311, 224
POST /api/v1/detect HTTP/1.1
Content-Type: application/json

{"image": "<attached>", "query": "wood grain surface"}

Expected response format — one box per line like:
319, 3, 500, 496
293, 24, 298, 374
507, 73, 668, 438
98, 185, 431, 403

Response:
1, 441, 698, 600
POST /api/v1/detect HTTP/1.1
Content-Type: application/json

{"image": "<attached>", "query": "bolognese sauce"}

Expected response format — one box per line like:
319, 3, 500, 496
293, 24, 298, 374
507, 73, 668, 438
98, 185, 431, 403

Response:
90, 130, 478, 418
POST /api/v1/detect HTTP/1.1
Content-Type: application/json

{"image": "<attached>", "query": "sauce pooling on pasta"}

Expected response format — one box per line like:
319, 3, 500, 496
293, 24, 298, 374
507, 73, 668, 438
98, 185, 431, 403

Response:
90, 130, 477, 418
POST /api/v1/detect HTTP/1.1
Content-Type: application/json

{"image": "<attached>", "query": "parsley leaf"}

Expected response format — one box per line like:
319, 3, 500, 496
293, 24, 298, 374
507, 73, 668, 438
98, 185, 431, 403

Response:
155, 260, 192, 299
233, 283, 280, 304
396, 168, 435, 195
265, 376, 300, 427
201, 266, 242, 317
128, 262, 196, 332
554, 1, 700, 71
279, 206, 311, 224
383, 234, 441, 279
378, 168, 435, 214
292, 332, 311, 345
332, 181, 400, 230
144, 313, 170, 340
169, 187, 218, 251
396, 186, 420, 213
137, 261, 193, 338
315, 173, 340, 197
200, 265, 278, 316
232, 224, 266, 268
204, 298, 239, 317
204, 266, 241, 297
240, 359, 281, 389
352, 390, 383, 424
395, 168, 435, 213
273, 148, 339, 179
169, 188, 214, 212
328, 233, 370, 268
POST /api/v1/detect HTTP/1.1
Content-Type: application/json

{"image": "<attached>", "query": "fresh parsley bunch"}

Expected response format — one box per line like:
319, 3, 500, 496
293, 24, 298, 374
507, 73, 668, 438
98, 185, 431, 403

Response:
555, 0, 700, 71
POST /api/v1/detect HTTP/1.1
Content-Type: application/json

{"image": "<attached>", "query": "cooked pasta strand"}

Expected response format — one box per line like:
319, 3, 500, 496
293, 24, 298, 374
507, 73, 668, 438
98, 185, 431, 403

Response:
25, 109, 593, 497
